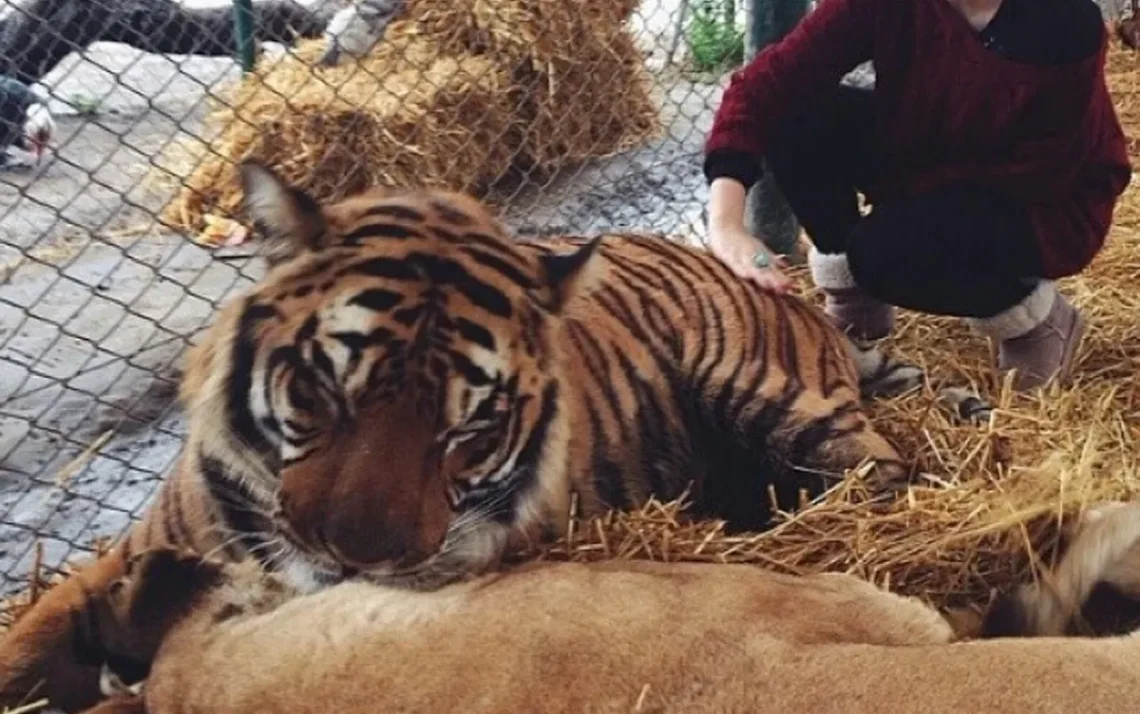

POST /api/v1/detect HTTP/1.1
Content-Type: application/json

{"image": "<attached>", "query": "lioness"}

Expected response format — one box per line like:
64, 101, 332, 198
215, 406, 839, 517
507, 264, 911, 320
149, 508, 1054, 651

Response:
5, 501, 1140, 714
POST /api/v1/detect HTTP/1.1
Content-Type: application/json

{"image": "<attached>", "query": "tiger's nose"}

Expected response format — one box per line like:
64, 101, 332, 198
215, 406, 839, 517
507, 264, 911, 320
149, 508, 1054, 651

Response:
324, 526, 432, 569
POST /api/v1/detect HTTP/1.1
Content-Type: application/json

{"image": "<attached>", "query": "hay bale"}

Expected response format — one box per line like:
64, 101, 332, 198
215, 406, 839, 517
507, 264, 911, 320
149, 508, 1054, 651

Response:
382, 5, 662, 172
160, 0, 659, 232
166, 39, 521, 229
517, 30, 661, 169
404, 0, 640, 62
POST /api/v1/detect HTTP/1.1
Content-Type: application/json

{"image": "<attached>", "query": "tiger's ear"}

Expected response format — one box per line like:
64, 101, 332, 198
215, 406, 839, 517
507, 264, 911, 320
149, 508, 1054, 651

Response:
537, 237, 602, 312
239, 161, 328, 268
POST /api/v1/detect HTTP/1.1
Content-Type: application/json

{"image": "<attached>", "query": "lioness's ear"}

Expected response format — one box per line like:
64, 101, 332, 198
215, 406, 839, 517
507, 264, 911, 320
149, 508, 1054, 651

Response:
239, 161, 328, 268
537, 237, 602, 312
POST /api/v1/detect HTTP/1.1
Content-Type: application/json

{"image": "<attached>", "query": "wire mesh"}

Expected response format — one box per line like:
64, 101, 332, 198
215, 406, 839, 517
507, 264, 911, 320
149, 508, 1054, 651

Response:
0, 0, 759, 595
0, 0, 1126, 597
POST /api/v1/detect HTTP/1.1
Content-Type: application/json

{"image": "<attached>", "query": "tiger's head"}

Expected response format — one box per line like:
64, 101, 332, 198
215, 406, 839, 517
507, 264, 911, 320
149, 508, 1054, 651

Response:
181, 162, 600, 591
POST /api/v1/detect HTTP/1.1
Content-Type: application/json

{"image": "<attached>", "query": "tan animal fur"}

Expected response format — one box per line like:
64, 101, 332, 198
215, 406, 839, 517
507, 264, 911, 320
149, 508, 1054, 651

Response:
981, 499, 1140, 637
9, 497, 1140, 714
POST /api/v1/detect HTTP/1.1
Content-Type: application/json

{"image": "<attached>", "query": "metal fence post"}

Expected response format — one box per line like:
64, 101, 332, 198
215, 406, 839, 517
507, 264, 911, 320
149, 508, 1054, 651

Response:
744, 0, 809, 262
233, 0, 257, 73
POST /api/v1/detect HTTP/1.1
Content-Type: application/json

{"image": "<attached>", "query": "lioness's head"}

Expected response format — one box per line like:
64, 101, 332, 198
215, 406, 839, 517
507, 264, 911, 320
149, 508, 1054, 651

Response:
182, 163, 599, 591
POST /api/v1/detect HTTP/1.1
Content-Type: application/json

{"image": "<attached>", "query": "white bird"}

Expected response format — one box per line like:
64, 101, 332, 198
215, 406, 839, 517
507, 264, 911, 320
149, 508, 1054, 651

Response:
319, 0, 408, 67
0, 76, 54, 170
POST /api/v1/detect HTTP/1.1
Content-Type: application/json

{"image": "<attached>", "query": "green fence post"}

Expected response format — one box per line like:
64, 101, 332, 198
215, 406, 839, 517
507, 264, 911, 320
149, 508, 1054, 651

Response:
744, 0, 809, 262
233, 0, 258, 74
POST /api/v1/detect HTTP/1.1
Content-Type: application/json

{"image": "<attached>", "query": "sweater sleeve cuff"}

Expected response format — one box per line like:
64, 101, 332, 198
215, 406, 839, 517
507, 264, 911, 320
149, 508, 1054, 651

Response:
702, 149, 762, 189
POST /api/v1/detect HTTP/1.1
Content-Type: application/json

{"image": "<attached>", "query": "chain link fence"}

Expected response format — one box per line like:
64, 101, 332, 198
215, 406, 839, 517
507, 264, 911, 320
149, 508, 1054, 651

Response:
0, 0, 761, 595
0, 0, 1131, 598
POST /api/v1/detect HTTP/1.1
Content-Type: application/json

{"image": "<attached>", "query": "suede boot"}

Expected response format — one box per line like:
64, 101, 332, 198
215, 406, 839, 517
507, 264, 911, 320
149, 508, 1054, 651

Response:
966, 281, 1086, 392
808, 248, 894, 341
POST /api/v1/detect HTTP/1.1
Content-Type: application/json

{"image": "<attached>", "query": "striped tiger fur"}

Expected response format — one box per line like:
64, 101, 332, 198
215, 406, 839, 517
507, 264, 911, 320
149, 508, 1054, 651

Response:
0, 547, 136, 712
0, 161, 988, 709
98, 161, 941, 589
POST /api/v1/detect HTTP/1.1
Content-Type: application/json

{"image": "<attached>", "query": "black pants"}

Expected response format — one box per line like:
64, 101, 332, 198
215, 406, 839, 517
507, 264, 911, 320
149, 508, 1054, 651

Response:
765, 86, 1044, 319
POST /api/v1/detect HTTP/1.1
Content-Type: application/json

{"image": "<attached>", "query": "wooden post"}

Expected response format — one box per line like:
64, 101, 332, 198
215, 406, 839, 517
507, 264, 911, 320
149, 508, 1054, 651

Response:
743, 0, 809, 262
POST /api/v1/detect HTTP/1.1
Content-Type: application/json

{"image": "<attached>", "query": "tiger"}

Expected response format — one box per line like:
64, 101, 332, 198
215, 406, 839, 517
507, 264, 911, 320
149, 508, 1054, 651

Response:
0, 160, 984, 710
160, 160, 936, 586
10, 503, 1140, 714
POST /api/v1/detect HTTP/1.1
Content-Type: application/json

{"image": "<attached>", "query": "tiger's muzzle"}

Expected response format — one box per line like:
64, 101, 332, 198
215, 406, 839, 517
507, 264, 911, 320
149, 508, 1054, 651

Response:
274, 395, 453, 571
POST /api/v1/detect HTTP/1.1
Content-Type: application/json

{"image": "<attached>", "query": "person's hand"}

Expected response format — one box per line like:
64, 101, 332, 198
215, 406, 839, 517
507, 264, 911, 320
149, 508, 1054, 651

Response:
708, 223, 794, 295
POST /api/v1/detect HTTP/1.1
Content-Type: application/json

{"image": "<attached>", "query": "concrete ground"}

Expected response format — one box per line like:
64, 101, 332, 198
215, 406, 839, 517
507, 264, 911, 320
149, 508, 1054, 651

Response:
0, 35, 255, 590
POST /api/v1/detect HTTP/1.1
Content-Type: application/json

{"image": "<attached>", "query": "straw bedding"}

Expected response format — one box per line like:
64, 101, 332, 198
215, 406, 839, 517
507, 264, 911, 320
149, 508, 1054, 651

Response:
4, 39, 1140, 635
161, 0, 660, 232
522, 41, 1140, 612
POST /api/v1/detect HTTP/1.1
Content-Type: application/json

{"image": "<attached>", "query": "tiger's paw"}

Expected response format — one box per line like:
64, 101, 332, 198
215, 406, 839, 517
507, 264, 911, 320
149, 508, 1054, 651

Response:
100, 662, 145, 698
934, 385, 994, 426
846, 338, 924, 400
860, 359, 924, 400
845, 337, 993, 426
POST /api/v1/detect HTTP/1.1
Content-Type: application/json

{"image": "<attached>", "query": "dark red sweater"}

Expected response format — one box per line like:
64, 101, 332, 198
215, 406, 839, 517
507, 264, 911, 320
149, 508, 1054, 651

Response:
704, 0, 1132, 279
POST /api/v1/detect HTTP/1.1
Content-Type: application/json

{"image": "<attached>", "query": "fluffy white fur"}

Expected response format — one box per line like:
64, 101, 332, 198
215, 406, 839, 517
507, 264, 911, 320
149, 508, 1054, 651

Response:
808, 247, 857, 290
965, 280, 1056, 341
